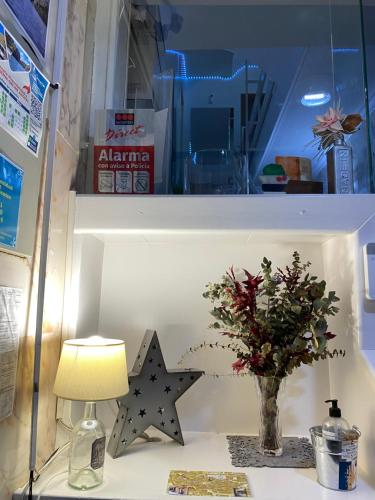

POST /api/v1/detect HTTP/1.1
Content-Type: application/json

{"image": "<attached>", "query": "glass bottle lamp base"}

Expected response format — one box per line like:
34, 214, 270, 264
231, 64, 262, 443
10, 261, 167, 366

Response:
68, 468, 103, 490
68, 402, 106, 490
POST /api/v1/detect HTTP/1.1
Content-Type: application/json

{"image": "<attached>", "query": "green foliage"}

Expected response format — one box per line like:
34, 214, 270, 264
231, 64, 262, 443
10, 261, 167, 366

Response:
203, 251, 343, 377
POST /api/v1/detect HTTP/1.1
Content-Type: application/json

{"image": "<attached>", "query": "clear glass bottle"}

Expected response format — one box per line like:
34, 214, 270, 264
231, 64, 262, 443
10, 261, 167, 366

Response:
322, 399, 350, 440
68, 402, 106, 490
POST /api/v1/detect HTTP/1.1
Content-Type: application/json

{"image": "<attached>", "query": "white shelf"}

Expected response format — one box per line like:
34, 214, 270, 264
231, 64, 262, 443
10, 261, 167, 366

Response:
74, 195, 375, 238
13, 431, 374, 499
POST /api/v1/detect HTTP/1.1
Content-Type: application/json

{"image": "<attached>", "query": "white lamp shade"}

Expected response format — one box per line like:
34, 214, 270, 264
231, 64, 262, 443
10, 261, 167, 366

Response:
53, 337, 129, 401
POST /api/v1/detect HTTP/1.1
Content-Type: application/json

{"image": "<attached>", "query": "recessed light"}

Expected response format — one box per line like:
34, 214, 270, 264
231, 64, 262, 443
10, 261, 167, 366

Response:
301, 92, 331, 107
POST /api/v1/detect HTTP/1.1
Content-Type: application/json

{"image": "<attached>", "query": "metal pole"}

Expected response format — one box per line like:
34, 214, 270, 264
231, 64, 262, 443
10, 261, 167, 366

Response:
28, 0, 68, 496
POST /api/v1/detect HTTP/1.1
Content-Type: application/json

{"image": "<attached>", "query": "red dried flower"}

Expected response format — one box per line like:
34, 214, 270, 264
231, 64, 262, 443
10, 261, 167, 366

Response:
232, 358, 247, 374
324, 332, 336, 340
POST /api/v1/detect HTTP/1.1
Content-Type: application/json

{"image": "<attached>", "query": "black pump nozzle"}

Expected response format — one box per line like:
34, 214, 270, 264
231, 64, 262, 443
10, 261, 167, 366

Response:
325, 399, 342, 417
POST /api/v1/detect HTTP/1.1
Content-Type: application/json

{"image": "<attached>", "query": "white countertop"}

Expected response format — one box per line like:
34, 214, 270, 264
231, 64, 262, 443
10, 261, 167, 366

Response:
13, 432, 374, 500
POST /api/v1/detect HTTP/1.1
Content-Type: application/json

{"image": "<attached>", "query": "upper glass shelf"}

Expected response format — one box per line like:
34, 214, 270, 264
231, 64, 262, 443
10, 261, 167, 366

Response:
77, 0, 375, 197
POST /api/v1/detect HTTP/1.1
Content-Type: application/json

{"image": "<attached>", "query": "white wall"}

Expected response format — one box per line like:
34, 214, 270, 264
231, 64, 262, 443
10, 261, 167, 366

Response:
96, 236, 330, 435
323, 230, 375, 487
70, 234, 104, 338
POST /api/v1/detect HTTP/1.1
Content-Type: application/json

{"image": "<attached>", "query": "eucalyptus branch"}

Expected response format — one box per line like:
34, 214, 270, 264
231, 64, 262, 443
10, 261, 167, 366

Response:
178, 340, 244, 366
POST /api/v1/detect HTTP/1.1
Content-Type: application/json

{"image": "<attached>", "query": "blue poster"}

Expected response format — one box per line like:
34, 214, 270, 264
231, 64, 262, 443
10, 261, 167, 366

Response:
4, 0, 49, 57
0, 154, 24, 249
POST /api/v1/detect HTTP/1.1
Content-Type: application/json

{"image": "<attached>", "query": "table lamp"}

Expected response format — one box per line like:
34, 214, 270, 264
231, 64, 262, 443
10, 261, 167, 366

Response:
53, 336, 129, 490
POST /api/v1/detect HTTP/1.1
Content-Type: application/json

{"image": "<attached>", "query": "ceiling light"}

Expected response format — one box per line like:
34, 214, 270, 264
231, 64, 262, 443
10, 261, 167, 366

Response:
301, 92, 331, 107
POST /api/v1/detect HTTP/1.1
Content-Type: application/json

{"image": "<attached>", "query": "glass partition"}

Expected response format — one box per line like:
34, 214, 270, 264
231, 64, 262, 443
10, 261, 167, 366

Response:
361, 0, 375, 192
80, 0, 374, 195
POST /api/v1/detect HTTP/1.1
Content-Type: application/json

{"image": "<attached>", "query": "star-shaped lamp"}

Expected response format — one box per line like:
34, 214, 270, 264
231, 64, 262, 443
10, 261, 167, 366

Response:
107, 330, 204, 458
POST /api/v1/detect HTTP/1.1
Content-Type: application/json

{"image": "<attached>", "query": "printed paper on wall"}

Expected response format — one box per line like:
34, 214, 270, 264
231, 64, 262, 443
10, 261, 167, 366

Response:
0, 286, 22, 422
0, 21, 49, 156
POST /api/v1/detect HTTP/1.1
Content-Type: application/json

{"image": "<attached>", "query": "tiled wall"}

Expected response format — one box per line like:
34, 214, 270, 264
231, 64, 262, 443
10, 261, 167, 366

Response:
0, 1, 88, 498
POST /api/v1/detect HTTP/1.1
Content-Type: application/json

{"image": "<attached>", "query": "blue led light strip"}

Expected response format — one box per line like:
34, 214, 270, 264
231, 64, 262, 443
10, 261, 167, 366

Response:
332, 48, 360, 53
165, 49, 188, 78
165, 49, 258, 81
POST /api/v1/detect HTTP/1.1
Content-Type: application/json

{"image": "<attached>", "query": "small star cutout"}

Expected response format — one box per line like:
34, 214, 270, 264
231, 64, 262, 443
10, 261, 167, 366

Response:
150, 374, 157, 382
139, 409, 146, 418
165, 386, 171, 393
158, 407, 164, 415
134, 388, 141, 397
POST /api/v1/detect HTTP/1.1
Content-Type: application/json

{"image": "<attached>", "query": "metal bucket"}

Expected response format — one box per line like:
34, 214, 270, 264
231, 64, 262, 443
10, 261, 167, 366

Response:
310, 426, 361, 491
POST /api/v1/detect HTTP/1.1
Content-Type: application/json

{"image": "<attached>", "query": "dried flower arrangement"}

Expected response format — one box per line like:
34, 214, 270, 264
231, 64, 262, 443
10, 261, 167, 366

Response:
182, 252, 345, 456
312, 105, 362, 154
186, 252, 344, 378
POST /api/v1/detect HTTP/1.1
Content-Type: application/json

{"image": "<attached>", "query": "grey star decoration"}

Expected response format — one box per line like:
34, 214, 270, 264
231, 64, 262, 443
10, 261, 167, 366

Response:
107, 330, 204, 458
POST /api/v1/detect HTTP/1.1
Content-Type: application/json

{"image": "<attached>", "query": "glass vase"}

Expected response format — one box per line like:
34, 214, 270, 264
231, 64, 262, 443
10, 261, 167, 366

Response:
326, 137, 354, 194
255, 375, 285, 457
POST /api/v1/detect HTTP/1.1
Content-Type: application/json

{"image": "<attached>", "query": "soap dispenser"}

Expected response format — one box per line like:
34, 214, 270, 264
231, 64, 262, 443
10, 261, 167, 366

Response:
322, 399, 350, 440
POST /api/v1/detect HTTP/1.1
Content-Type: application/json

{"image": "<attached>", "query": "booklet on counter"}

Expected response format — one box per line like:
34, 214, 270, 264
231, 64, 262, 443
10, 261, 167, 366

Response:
167, 470, 250, 497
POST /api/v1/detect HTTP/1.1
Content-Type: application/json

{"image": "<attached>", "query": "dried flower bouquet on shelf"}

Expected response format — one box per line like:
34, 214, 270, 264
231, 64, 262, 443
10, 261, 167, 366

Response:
312, 104, 362, 154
